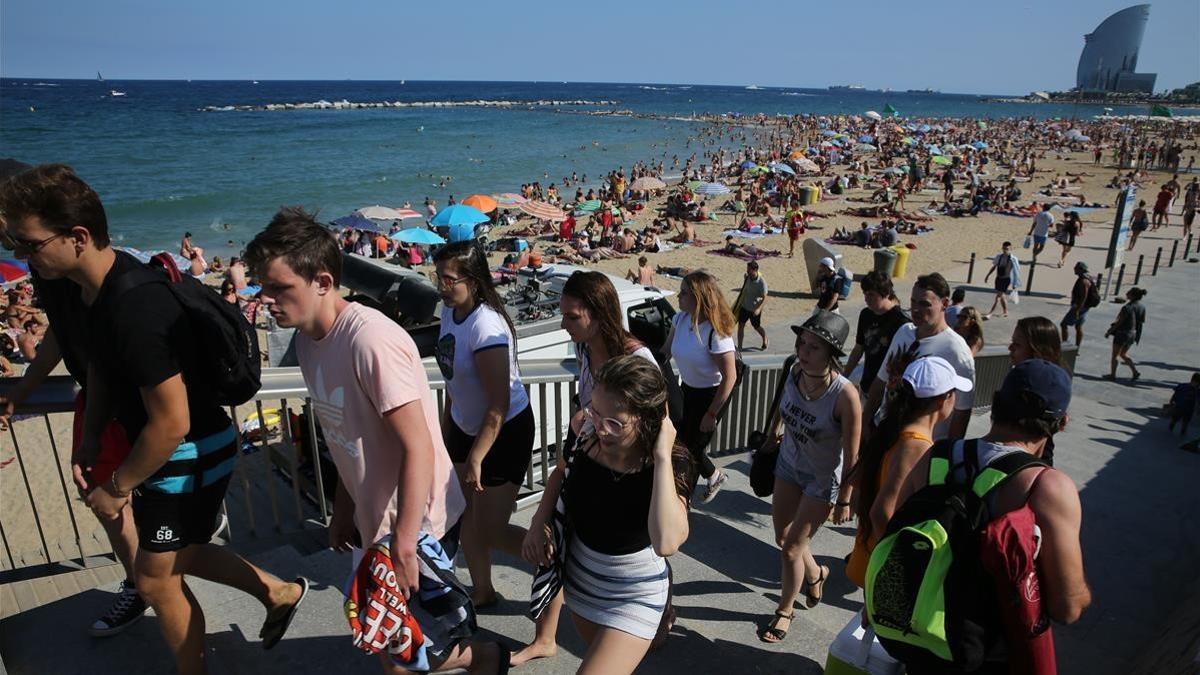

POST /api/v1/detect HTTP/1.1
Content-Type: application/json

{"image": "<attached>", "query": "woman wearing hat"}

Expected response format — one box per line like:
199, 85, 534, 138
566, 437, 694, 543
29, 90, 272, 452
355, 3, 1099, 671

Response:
844, 356, 972, 588
759, 310, 862, 643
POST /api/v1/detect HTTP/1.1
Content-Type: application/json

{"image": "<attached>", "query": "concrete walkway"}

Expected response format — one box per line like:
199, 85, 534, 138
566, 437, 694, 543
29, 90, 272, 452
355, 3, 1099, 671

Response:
2, 223, 1198, 673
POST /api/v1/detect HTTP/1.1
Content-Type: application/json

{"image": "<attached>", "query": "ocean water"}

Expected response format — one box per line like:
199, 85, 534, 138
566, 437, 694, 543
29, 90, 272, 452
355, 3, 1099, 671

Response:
0, 79, 1131, 255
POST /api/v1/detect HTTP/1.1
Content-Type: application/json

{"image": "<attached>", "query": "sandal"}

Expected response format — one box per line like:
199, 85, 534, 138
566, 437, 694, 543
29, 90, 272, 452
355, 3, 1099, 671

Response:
758, 609, 793, 643
260, 577, 310, 650
805, 565, 830, 609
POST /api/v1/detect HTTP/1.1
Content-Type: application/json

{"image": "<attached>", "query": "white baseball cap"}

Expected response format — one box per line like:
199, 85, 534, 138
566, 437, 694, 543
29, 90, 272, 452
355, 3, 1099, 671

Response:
902, 356, 973, 398
819, 256, 836, 269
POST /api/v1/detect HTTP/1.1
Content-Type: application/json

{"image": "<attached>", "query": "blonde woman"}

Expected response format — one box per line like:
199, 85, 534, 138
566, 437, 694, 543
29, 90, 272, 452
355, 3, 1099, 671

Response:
662, 271, 738, 504
953, 306, 985, 356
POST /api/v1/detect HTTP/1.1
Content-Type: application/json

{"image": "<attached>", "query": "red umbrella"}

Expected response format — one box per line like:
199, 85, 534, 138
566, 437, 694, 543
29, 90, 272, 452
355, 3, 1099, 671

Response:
519, 200, 566, 222
0, 259, 30, 286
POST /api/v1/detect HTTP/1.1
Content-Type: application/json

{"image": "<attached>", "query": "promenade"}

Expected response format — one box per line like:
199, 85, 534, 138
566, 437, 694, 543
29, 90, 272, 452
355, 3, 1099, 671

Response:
2, 217, 1199, 674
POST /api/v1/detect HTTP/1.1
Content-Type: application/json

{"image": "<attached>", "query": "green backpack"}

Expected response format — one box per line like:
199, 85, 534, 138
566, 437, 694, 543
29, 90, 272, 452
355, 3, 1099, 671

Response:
864, 439, 1047, 672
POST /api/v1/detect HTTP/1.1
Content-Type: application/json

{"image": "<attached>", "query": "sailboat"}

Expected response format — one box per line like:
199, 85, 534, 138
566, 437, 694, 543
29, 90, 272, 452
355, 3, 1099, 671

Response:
110, 90, 126, 97
97, 71, 103, 82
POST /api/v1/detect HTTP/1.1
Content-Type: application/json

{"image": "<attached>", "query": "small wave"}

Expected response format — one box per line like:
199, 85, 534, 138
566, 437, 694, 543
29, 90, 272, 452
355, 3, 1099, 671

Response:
639, 86, 669, 91
781, 92, 815, 97
200, 98, 620, 112
32, 82, 59, 87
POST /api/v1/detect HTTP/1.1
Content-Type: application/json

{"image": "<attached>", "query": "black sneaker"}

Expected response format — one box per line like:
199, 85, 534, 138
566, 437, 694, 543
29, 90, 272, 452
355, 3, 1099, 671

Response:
89, 579, 147, 637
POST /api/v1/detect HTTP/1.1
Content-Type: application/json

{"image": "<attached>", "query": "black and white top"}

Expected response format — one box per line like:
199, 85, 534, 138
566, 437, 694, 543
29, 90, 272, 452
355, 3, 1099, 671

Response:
436, 304, 528, 435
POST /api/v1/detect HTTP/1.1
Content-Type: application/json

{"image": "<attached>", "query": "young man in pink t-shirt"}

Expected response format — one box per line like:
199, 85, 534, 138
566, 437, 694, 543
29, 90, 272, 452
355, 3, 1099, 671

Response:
246, 208, 504, 674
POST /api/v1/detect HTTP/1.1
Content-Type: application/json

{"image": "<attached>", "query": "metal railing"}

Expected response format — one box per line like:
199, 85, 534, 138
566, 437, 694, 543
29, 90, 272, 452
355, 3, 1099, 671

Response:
0, 346, 1069, 575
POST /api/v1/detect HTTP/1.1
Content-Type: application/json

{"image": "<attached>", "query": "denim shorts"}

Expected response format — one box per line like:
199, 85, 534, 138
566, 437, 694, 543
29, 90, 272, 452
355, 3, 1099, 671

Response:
775, 448, 840, 503
1062, 307, 1089, 327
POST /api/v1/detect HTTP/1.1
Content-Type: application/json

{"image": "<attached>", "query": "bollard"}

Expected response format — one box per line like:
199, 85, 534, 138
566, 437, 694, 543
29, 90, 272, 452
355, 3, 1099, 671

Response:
1024, 257, 1037, 293
1153, 247, 1162, 275
968, 252, 976, 283
1113, 263, 1126, 296
1170, 239, 1179, 267
1187, 233, 1194, 258
1134, 254, 1145, 284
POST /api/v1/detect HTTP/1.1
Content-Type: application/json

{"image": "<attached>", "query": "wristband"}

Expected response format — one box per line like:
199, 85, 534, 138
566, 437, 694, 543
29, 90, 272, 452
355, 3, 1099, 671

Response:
109, 468, 132, 498
835, 501, 851, 507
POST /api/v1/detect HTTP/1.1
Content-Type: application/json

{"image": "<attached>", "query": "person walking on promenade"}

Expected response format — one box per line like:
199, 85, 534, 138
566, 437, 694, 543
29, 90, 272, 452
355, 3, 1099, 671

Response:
758, 310, 860, 643
863, 273, 976, 443
1027, 203, 1055, 259
889, 360, 1091, 672
1182, 178, 1197, 240
843, 271, 910, 391
1152, 184, 1172, 231
19, 169, 306, 675
0, 164, 147, 637
1056, 210, 1082, 268
735, 261, 769, 351
1128, 200, 1150, 251
521, 356, 692, 674
246, 210, 504, 674
431, 242, 536, 613
1104, 287, 1147, 381
1060, 262, 1095, 348
983, 241, 1020, 319
662, 271, 737, 504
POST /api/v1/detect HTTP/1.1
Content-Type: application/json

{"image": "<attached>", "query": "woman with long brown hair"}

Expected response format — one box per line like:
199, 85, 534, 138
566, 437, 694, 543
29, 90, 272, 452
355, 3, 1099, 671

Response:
662, 271, 738, 504
1009, 316, 1064, 366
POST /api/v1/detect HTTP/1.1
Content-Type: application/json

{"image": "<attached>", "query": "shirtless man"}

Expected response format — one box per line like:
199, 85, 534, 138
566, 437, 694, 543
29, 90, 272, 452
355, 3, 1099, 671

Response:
626, 256, 655, 286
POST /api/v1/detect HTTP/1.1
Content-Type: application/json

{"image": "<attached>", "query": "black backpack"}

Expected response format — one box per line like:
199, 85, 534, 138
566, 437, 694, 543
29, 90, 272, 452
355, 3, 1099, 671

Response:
111, 253, 262, 406
1084, 275, 1101, 309
865, 439, 1047, 673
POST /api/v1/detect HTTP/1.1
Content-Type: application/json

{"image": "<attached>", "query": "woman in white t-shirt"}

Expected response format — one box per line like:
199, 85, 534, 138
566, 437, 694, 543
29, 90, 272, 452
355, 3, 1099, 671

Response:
433, 241, 534, 610
662, 271, 738, 504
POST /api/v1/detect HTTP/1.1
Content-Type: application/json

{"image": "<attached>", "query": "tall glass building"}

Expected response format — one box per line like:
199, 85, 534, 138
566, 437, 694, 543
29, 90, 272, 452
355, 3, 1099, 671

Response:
1076, 4, 1157, 94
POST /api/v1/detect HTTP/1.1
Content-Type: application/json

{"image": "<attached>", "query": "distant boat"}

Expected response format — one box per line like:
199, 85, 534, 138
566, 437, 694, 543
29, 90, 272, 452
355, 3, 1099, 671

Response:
110, 90, 126, 97
97, 71, 103, 82
906, 88, 940, 94
745, 85, 762, 90
829, 85, 865, 91
252, 80, 259, 84
400, 80, 405, 85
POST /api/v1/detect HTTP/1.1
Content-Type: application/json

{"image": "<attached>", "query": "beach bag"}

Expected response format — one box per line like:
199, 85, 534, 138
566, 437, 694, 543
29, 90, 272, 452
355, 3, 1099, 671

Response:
748, 355, 796, 498
110, 252, 261, 406
1084, 276, 1101, 309
824, 612, 905, 675
865, 440, 1047, 673
837, 269, 854, 300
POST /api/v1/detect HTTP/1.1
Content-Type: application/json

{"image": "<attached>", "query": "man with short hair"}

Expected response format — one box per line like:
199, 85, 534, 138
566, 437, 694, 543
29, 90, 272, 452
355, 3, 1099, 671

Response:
983, 241, 1020, 320
944, 286, 967, 327
1061, 261, 1094, 347
844, 271, 910, 391
245, 209, 500, 674
1027, 203, 1055, 258
0, 165, 307, 674
735, 261, 768, 351
863, 273, 975, 442
894, 359, 1091, 664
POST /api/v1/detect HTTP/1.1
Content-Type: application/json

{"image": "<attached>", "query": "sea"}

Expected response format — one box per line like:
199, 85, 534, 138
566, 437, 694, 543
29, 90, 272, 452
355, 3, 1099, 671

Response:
0, 79, 1135, 256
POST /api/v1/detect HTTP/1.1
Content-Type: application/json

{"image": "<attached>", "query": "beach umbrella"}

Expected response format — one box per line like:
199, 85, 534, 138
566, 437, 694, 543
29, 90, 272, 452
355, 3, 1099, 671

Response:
462, 194, 498, 213
630, 176, 666, 191
853, 143, 878, 153
971, 141, 988, 150
858, 135, 874, 143
769, 162, 796, 175
820, 130, 838, 137
446, 223, 477, 243
394, 209, 423, 220
430, 204, 489, 227
0, 259, 29, 286
356, 205, 405, 221
694, 182, 731, 196
739, 160, 758, 170
926, 144, 942, 155
931, 155, 952, 166
390, 228, 446, 245
519, 200, 567, 221
827, 139, 842, 147
115, 247, 192, 270
901, 137, 917, 146
788, 149, 806, 160
332, 213, 384, 232
864, 110, 882, 121
747, 165, 771, 175
794, 158, 820, 172
494, 193, 528, 207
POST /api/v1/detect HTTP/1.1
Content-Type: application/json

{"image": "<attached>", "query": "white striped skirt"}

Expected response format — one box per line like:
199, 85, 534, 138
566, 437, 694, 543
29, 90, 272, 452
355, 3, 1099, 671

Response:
563, 538, 670, 640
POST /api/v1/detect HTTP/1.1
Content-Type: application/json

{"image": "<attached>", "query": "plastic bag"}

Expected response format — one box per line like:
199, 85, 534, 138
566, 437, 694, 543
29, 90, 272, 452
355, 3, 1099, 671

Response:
1009, 289, 1020, 305
1022, 236, 1032, 249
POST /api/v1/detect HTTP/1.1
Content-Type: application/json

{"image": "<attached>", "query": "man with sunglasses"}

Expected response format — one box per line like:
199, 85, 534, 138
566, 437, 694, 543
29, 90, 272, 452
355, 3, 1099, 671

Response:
0, 165, 306, 672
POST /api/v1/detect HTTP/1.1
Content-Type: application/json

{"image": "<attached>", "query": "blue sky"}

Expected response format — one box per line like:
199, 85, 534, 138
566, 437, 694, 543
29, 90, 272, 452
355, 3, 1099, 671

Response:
3, 0, 1197, 94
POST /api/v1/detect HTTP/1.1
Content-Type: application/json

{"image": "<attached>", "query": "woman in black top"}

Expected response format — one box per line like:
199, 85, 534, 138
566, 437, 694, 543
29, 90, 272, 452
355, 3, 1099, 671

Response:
1105, 287, 1147, 380
522, 356, 693, 674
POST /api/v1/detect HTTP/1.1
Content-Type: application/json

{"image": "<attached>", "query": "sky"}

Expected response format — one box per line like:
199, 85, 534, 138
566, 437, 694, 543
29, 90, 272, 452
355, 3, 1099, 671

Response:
2, 0, 1197, 94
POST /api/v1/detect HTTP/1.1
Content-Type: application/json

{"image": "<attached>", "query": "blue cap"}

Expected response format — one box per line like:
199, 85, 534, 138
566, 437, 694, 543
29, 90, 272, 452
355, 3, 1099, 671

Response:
996, 359, 1072, 421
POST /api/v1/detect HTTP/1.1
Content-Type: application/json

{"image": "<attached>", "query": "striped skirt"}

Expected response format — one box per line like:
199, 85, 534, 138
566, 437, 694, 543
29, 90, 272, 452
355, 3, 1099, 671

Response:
563, 539, 669, 640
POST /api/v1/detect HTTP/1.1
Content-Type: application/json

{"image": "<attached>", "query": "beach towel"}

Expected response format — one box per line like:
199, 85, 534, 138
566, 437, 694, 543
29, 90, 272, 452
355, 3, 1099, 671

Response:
723, 229, 770, 239
707, 248, 781, 262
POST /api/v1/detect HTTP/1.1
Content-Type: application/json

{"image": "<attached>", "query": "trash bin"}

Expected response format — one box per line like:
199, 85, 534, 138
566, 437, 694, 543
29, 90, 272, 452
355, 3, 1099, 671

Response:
799, 186, 818, 205
891, 245, 911, 279
873, 247, 898, 276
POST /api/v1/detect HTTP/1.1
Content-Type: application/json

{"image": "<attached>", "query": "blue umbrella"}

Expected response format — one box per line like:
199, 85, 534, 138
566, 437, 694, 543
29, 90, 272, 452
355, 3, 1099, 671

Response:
821, 130, 838, 137
739, 160, 758, 170
694, 182, 731, 196
332, 213, 383, 232
446, 223, 477, 243
971, 141, 988, 150
926, 144, 942, 155
430, 204, 489, 227
390, 228, 446, 245
858, 135, 874, 143
768, 162, 796, 175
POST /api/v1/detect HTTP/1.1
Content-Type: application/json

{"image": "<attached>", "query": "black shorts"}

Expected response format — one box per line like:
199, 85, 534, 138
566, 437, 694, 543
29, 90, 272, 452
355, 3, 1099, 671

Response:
737, 306, 762, 328
134, 476, 231, 553
444, 404, 535, 487
994, 276, 1012, 293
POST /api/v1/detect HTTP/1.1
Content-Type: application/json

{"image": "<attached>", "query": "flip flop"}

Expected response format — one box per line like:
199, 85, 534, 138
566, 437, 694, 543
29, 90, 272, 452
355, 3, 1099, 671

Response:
758, 609, 793, 643
805, 565, 830, 609
260, 577, 309, 650
474, 592, 505, 611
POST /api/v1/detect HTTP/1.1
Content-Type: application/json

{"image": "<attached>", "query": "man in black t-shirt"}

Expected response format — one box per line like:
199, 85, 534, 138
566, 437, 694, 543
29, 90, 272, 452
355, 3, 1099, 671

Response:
844, 271, 911, 389
1060, 261, 1093, 347
0, 165, 307, 672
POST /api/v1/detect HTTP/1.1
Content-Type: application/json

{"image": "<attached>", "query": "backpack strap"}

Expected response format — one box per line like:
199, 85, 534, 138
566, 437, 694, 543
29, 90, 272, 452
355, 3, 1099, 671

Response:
926, 438, 958, 486
971, 448, 1050, 516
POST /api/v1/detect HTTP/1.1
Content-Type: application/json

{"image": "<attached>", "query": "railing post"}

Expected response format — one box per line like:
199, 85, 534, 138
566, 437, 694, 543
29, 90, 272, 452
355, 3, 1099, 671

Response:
967, 252, 976, 283
1153, 247, 1163, 275
304, 400, 330, 525
1024, 257, 1037, 294
1113, 263, 1126, 296
1134, 254, 1145, 284
1169, 239, 1179, 267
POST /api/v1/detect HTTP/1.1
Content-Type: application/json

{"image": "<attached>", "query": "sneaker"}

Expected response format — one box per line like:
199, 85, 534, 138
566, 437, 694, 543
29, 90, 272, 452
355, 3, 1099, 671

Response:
89, 579, 147, 637
699, 470, 728, 505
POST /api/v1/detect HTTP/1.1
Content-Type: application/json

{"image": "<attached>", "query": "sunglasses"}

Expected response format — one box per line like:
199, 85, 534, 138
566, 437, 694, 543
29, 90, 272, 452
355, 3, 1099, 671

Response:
584, 406, 631, 436
0, 232, 67, 256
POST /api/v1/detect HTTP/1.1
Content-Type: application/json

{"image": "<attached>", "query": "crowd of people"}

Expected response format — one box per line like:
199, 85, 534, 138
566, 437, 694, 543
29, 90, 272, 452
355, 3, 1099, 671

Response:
0, 110, 1197, 675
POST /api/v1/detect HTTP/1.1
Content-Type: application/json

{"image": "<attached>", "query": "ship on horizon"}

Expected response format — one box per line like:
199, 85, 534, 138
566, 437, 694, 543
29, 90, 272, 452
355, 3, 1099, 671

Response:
829, 84, 866, 91
906, 88, 941, 94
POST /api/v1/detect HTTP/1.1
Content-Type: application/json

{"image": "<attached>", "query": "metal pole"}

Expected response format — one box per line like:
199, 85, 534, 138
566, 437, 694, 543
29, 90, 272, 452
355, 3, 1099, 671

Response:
1113, 263, 1126, 296
1134, 254, 1145, 284
1187, 233, 1194, 258
1169, 239, 1179, 267
1153, 247, 1163, 275
1024, 257, 1037, 294
967, 252, 976, 283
